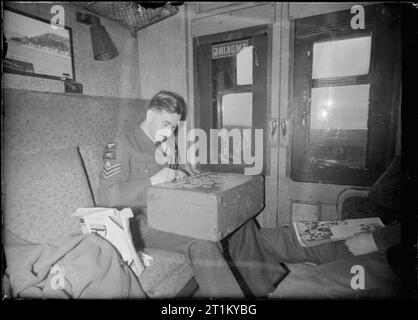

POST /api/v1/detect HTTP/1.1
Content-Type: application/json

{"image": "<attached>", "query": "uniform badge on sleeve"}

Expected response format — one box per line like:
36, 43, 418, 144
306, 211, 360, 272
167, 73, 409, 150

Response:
101, 142, 121, 179
103, 141, 117, 160
106, 142, 117, 150
101, 162, 122, 179
103, 151, 116, 160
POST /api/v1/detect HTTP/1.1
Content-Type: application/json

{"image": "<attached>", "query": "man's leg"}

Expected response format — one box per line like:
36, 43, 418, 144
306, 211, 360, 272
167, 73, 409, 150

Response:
133, 220, 244, 298
269, 250, 401, 298
260, 226, 353, 264
260, 226, 401, 298
225, 219, 291, 297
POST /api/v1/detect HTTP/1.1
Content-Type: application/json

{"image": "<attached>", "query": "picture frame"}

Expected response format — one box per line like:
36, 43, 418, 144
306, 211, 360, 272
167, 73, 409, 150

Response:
3, 6, 76, 81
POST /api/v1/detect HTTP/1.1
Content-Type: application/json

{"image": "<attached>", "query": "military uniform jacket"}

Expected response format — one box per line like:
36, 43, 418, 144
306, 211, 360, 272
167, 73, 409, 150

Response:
97, 122, 174, 209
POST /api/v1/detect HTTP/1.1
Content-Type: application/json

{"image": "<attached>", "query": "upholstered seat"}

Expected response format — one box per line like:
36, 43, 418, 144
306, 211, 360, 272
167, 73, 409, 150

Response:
339, 156, 401, 224
139, 248, 195, 298
3, 88, 197, 298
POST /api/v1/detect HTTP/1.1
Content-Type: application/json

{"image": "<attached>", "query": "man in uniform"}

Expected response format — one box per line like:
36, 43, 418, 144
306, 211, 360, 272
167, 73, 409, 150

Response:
97, 90, 285, 298
97, 90, 401, 298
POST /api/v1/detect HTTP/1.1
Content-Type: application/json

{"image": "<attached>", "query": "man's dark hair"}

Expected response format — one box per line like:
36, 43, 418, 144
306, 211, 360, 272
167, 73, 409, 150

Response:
149, 90, 187, 120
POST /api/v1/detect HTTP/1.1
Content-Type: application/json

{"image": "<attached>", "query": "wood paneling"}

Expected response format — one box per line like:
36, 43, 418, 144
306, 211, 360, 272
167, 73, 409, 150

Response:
191, 3, 275, 37
320, 203, 338, 221
138, 7, 187, 100
196, 2, 240, 14
289, 2, 378, 20
277, 2, 292, 226
290, 180, 352, 204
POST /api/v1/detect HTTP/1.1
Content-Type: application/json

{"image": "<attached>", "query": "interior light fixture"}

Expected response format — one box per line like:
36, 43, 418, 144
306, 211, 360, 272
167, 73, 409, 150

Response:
76, 12, 119, 61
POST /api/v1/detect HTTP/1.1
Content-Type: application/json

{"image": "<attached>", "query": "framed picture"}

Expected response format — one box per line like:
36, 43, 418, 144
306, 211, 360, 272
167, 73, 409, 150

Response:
3, 6, 75, 80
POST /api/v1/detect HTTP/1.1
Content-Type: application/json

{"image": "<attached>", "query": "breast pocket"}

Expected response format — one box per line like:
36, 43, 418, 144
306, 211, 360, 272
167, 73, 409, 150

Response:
129, 160, 149, 181
129, 152, 160, 180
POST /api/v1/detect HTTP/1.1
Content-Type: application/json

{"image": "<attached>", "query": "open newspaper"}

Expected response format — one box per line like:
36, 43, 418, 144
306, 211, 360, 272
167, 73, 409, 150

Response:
71, 207, 145, 278
293, 217, 385, 247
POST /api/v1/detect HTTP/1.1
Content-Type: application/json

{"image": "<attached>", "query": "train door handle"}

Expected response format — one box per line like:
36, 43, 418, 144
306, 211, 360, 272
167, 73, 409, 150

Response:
270, 119, 278, 139
280, 119, 290, 147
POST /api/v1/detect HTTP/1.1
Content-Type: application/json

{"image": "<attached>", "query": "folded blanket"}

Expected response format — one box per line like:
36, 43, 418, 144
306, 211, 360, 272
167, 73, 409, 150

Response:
3, 229, 147, 299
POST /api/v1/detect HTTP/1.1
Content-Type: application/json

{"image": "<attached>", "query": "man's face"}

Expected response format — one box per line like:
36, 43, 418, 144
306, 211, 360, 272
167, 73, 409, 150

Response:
146, 108, 181, 142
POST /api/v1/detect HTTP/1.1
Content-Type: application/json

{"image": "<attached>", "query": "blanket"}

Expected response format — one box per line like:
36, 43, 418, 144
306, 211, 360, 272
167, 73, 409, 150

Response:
3, 229, 147, 299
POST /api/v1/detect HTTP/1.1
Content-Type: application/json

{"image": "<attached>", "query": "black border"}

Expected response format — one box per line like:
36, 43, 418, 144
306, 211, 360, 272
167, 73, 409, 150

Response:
400, 1, 418, 298
3, 5, 76, 81
1, 2, 417, 311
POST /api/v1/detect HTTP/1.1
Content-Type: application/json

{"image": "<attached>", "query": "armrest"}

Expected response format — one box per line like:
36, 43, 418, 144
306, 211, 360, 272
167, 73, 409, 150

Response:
336, 188, 370, 220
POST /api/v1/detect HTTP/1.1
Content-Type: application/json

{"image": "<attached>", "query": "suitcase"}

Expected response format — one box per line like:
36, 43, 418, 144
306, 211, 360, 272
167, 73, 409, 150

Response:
147, 172, 264, 241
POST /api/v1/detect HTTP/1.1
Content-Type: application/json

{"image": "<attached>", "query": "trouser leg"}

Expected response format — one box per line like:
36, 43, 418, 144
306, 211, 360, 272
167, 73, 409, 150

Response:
225, 219, 289, 297
260, 226, 353, 264
260, 226, 400, 298
134, 221, 244, 298
270, 250, 401, 298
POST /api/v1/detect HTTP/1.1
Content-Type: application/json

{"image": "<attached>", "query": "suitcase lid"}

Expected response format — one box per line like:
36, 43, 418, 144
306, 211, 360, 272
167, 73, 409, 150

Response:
148, 171, 261, 195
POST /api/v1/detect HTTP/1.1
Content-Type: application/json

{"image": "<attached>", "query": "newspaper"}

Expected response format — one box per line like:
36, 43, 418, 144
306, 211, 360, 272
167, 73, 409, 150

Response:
72, 207, 145, 278
293, 217, 385, 247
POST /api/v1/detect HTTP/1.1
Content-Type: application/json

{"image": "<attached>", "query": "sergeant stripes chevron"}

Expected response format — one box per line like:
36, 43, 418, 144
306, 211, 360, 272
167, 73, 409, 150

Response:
102, 162, 122, 179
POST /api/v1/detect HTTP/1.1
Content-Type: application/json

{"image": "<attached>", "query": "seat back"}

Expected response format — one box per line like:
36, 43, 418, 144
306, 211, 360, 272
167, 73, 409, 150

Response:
3, 89, 146, 243
368, 156, 401, 214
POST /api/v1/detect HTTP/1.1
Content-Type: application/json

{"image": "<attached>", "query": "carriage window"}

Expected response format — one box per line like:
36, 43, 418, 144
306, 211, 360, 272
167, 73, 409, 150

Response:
308, 36, 372, 170
309, 84, 370, 169
290, 4, 401, 186
312, 36, 371, 78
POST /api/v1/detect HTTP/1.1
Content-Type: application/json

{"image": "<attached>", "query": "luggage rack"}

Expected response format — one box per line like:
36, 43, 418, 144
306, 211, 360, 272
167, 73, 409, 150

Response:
71, 2, 181, 37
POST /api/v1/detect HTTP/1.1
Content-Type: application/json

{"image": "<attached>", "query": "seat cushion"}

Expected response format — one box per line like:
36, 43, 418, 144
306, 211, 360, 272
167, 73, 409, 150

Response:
342, 156, 401, 224
4, 148, 94, 244
138, 248, 194, 298
368, 156, 401, 214
342, 196, 381, 220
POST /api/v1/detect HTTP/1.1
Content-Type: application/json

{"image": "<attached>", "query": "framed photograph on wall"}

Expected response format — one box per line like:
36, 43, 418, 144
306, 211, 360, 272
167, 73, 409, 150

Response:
3, 6, 75, 80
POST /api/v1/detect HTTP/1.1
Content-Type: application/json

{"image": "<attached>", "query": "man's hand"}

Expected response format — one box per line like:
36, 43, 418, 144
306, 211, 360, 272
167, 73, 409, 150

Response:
150, 168, 176, 185
175, 170, 187, 180
345, 232, 378, 256
182, 162, 201, 176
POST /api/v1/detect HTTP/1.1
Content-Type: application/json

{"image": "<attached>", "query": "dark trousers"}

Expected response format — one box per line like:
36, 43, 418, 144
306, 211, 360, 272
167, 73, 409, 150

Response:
133, 218, 286, 298
132, 217, 400, 298
261, 227, 401, 298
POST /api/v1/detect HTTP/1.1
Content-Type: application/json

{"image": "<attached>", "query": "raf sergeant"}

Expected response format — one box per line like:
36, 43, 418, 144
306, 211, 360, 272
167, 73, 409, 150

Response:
97, 90, 285, 298
97, 90, 401, 298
